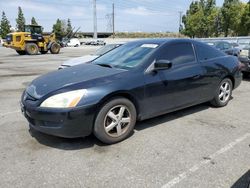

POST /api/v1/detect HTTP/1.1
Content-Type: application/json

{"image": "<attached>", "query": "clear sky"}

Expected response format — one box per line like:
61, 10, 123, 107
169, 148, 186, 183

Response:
0, 0, 248, 32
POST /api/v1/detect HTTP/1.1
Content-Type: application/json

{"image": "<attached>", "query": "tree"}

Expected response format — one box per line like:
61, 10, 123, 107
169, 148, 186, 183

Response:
52, 19, 67, 40
238, 2, 250, 36
16, 6, 25, 31
31, 17, 38, 25
182, 1, 200, 38
221, 0, 243, 36
182, 0, 218, 38
66, 18, 72, 34
0, 11, 11, 38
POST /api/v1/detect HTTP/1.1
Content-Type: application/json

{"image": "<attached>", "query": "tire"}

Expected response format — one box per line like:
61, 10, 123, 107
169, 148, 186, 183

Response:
50, 42, 60, 54
16, 50, 26, 55
94, 98, 137, 144
74, 44, 79, 47
25, 43, 39, 55
210, 78, 233, 107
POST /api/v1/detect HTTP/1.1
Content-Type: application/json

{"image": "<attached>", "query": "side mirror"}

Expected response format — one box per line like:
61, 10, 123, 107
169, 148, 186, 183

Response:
154, 60, 172, 71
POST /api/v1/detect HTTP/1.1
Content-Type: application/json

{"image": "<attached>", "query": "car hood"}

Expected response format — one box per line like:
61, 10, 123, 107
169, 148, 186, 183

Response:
61, 55, 99, 67
27, 63, 126, 99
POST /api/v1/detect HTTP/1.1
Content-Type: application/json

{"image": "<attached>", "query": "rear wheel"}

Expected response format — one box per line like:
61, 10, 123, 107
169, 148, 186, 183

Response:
210, 78, 233, 107
50, 42, 60, 54
94, 98, 137, 144
16, 50, 26, 55
25, 43, 39, 55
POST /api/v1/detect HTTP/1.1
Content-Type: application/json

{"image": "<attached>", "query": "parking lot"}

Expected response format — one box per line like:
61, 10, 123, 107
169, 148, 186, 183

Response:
0, 46, 249, 188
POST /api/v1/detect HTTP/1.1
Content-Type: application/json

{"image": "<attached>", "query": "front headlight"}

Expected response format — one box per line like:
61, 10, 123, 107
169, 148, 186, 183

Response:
40, 89, 87, 108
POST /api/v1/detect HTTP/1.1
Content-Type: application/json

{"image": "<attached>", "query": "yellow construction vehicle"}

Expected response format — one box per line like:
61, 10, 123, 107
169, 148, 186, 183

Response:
3, 25, 60, 55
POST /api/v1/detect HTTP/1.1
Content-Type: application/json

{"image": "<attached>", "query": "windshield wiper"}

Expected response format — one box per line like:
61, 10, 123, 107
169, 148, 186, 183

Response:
96, 63, 113, 68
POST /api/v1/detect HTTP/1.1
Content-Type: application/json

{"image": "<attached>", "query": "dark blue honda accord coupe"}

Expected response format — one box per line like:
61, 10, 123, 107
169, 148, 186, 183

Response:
21, 39, 242, 144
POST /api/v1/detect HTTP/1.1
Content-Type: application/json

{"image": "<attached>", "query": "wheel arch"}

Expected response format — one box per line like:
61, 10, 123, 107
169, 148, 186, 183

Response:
223, 75, 235, 89
96, 91, 141, 121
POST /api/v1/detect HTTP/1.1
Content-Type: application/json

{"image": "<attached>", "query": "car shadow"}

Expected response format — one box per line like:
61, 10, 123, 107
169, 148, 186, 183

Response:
243, 75, 250, 82
231, 170, 250, 188
29, 129, 106, 150
29, 103, 210, 150
135, 103, 210, 131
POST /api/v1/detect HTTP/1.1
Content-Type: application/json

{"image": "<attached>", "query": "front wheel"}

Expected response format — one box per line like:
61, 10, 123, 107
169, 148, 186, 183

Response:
50, 42, 60, 54
210, 78, 233, 107
25, 43, 39, 55
94, 98, 137, 144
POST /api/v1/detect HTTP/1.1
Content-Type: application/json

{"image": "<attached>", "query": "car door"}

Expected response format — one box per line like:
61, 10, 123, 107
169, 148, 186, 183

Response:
143, 42, 205, 118
194, 42, 226, 99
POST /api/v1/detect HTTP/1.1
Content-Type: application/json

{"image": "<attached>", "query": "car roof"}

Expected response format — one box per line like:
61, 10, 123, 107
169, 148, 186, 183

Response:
127, 38, 201, 46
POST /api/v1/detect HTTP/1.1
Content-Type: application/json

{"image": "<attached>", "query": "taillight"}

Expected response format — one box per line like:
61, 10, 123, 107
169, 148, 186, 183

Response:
238, 61, 245, 70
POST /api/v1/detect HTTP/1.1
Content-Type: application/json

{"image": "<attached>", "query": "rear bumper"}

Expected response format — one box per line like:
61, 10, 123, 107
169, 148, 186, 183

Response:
21, 103, 97, 138
239, 56, 250, 72
234, 71, 242, 90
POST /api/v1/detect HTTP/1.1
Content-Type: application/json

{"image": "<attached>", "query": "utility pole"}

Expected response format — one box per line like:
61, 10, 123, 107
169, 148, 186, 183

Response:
112, 3, 115, 38
178, 11, 183, 33
93, 0, 97, 39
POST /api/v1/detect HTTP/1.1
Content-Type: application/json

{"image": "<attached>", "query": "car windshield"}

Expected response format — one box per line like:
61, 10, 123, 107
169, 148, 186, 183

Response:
92, 42, 159, 69
94, 44, 120, 56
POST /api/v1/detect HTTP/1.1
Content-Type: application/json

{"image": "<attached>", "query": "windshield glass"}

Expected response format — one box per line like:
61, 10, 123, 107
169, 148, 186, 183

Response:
94, 44, 120, 56
92, 42, 159, 69
25, 26, 42, 34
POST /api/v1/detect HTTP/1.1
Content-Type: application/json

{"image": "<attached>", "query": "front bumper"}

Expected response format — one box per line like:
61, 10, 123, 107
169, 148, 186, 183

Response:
3, 42, 22, 50
21, 101, 97, 138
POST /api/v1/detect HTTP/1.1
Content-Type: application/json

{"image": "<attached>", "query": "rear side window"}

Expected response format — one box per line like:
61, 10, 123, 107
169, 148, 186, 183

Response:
157, 43, 195, 65
195, 43, 225, 61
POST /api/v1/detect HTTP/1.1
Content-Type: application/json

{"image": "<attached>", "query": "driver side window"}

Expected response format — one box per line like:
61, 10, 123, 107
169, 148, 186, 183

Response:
156, 42, 196, 65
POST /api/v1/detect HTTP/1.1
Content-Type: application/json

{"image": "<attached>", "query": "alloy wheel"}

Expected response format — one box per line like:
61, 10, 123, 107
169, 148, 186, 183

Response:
104, 105, 131, 138
219, 81, 231, 103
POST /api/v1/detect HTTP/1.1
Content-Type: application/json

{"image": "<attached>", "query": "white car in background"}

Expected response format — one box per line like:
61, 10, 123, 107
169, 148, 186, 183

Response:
66, 38, 81, 47
59, 43, 123, 69
0, 39, 3, 46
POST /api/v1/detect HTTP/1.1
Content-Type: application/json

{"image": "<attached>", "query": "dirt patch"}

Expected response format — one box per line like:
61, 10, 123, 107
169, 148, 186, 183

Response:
0, 73, 39, 78
22, 81, 31, 87
0, 88, 25, 93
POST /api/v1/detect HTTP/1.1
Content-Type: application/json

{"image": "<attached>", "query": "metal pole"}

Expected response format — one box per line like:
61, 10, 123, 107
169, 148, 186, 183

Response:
178, 11, 183, 33
93, 0, 97, 39
112, 3, 115, 38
